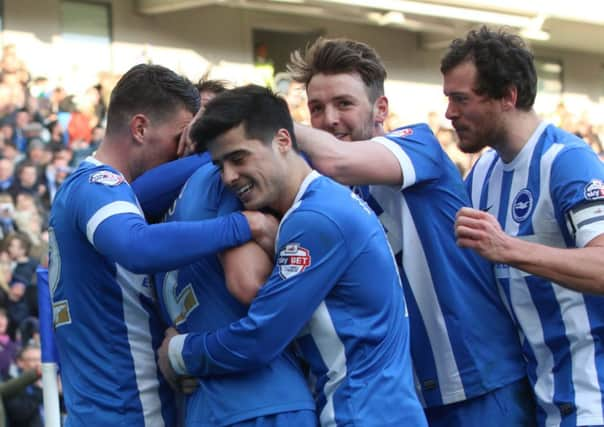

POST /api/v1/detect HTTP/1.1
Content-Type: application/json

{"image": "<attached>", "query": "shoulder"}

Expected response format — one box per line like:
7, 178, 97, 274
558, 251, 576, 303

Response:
376, 123, 440, 151
285, 177, 375, 234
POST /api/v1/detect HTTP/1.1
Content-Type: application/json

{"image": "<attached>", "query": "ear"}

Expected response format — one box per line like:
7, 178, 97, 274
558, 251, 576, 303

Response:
501, 85, 518, 111
129, 114, 149, 145
373, 95, 389, 125
274, 128, 293, 153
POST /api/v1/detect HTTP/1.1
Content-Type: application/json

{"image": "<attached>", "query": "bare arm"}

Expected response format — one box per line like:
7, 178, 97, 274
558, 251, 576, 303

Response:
294, 123, 403, 186
219, 241, 273, 305
455, 207, 604, 294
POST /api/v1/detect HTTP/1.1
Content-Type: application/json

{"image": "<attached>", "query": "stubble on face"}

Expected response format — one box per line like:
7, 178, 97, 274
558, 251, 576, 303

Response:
307, 72, 379, 142
444, 62, 505, 155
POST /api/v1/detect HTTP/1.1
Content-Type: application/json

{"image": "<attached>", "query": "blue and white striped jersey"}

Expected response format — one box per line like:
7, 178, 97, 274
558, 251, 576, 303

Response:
366, 124, 526, 407
48, 157, 252, 427
466, 122, 604, 427
170, 171, 427, 426
156, 162, 316, 426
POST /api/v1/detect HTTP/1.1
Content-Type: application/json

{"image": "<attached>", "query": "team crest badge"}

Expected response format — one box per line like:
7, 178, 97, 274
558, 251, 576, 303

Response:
89, 171, 125, 186
584, 179, 604, 201
511, 188, 534, 223
278, 243, 311, 279
389, 127, 414, 138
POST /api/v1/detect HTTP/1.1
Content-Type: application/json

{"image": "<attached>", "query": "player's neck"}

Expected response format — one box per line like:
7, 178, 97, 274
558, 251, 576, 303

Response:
496, 109, 541, 163
273, 157, 312, 216
94, 140, 133, 182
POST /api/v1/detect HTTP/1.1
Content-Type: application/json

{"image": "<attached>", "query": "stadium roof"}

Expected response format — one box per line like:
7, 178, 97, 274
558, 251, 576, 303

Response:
136, 0, 604, 55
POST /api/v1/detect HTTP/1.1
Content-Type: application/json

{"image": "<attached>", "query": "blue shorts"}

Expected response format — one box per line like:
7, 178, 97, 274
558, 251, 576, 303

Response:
424, 378, 536, 427
230, 410, 318, 427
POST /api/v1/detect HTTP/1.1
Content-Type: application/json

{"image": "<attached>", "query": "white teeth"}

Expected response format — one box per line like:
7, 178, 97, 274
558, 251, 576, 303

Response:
237, 184, 252, 195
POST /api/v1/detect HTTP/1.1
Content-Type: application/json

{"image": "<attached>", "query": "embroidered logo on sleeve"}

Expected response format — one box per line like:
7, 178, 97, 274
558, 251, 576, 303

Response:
389, 127, 414, 138
89, 171, 125, 186
584, 179, 604, 201
278, 243, 311, 279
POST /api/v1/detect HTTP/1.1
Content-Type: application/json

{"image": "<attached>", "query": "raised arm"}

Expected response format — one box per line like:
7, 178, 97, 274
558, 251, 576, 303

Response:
294, 123, 402, 186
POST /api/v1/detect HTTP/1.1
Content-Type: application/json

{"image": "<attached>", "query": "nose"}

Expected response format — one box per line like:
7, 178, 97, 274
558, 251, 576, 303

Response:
324, 104, 340, 128
221, 162, 239, 186
445, 101, 458, 121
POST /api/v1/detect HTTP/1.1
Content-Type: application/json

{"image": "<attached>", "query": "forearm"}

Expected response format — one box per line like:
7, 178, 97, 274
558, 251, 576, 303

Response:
132, 154, 209, 221
294, 124, 403, 186
502, 236, 604, 294
221, 242, 273, 304
0, 370, 38, 397
295, 124, 352, 183
95, 212, 251, 273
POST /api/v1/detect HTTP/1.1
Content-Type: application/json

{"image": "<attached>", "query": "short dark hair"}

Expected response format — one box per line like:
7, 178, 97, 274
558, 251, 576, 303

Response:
195, 79, 229, 96
440, 26, 537, 110
287, 37, 386, 102
106, 64, 200, 135
5, 231, 32, 255
17, 339, 40, 360
191, 84, 295, 153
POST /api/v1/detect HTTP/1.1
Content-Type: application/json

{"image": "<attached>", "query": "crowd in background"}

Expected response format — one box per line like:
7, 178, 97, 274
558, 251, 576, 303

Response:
0, 40, 602, 426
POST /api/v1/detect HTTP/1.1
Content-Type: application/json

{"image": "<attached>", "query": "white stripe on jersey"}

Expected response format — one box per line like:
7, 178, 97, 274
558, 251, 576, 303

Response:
374, 137, 416, 189
371, 185, 465, 404
470, 149, 498, 209
480, 127, 604, 426
505, 267, 560, 426
116, 265, 164, 427
553, 284, 603, 425
307, 301, 348, 427
539, 146, 603, 426
86, 201, 142, 244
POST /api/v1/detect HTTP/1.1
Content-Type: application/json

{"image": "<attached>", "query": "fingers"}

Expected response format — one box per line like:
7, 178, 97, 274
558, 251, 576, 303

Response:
165, 327, 179, 338
176, 132, 187, 158
179, 376, 199, 395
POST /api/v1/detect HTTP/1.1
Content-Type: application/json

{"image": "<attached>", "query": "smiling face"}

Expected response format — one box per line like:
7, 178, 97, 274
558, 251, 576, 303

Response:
443, 61, 506, 153
307, 72, 383, 141
209, 124, 289, 213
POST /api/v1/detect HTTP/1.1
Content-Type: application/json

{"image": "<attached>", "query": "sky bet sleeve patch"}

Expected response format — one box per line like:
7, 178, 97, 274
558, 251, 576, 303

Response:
89, 170, 125, 186
584, 179, 604, 201
278, 243, 311, 279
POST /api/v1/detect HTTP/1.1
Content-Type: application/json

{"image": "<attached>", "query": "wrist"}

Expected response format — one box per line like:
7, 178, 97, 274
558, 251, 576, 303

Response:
168, 334, 189, 375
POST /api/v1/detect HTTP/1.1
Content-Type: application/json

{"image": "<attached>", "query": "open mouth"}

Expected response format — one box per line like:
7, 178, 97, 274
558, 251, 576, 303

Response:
237, 183, 253, 197
333, 132, 350, 140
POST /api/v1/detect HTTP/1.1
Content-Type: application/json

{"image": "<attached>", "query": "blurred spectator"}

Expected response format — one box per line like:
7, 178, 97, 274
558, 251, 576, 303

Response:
0, 368, 41, 427
44, 148, 72, 203
12, 108, 31, 152
1, 44, 29, 84
274, 73, 309, 124
0, 308, 17, 379
22, 138, 50, 170
9, 161, 48, 210
5, 233, 38, 285
0, 121, 14, 145
254, 41, 275, 89
384, 110, 404, 132
6, 278, 28, 340
0, 193, 16, 241
18, 317, 39, 348
0, 159, 14, 192
12, 210, 46, 263
1, 141, 23, 164
4, 343, 43, 427
45, 120, 66, 152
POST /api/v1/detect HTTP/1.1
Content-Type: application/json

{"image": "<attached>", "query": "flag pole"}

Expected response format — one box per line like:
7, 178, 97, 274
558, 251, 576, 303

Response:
37, 266, 62, 427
